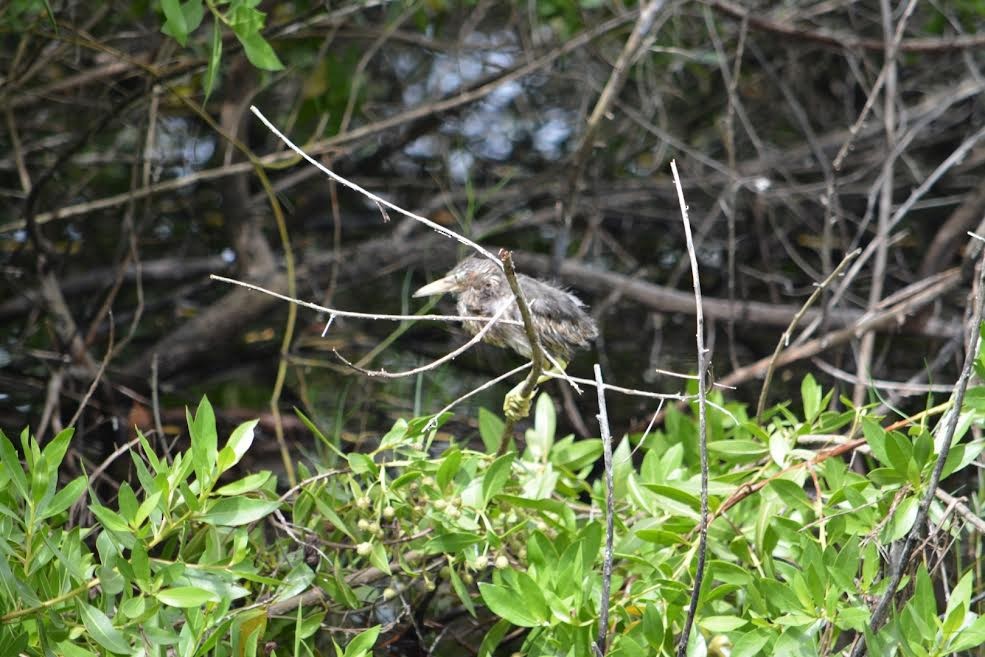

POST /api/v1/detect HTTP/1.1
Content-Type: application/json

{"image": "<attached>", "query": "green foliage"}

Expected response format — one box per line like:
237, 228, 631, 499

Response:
156, 0, 284, 98
3, 383, 985, 655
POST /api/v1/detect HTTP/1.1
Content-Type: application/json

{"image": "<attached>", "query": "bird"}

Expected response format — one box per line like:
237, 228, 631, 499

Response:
413, 255, 597, 419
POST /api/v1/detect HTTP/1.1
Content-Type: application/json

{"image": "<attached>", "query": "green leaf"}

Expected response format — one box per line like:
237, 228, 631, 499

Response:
884, 495, 918, 542
236, 30, 284, 71
156, 586, 221, 608
160, 0, 188, 45
133, 490, 160, 530
513, 570, 549, 623
436, 447, 462, 489
118, 482, 138, 523
884, 431, 913, 479
479, 582, 541, 627
189, 395, 218, 484
942, 440, 985, 479
55, 642, 98, 657
943, 570, 973, 636
482, 453, 513, 508
642, 602, 664, 649
707, 440, 768, 458
273, 563, 314, 602
41, 427, 74, 472
295, 406, 345, 458
369, 542, 391, 576
424, 532, 483, 553
950, 613, 985, 651
478, 408, 504, 453
38, 475, 86, 520
448, 564, 477, 617
801, 374, 821, 422
79, 603, 130, 654
198, 497, 279, 526
377, 418, 409, 451
343, 625, 380, 657
0, 429, 29, 502
526, 392, 555, 460
89, 503, 132, 533
732, 630, 771, 657
700, 615, 748, 632
478, 618, 510, 657
768, 478, 812, 512
347, 453, 377, 476
215, 471, 273, 496
203, 19, 221, 99
551, 437, 601, 470
218, 419, 257, 473
835, 606, 869, 632
861, 417, 889, 466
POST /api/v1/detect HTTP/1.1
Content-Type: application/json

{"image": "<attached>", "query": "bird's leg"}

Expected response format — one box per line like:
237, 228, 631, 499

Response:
503, 360, 567, 421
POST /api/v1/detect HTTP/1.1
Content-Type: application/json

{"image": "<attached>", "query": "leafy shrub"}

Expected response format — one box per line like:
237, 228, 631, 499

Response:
2, 379, 985, 656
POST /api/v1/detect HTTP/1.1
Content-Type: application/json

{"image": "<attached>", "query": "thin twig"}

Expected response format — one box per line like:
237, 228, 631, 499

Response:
849, 245, 985, 657
756, 248, 859, 420
720, 268, 963, 389
68, 313, 114, 429
151, 353, 164, 439
333, 301, 512, 379
544, 372, 690, 402
210, 274, 521, 327
671, 160, 710, 657
250, 106, 500, 267
424, 363, 533, 432
592, 364, 615, 657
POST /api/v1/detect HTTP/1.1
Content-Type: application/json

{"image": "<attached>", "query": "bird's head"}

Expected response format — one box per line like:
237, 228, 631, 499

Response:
412, 256, 507, 304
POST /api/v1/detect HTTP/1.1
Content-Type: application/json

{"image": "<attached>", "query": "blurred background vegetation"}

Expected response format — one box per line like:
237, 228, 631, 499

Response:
1, 0, 984, 468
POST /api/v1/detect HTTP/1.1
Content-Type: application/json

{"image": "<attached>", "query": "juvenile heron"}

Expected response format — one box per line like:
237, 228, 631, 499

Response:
413, 256, 598, 418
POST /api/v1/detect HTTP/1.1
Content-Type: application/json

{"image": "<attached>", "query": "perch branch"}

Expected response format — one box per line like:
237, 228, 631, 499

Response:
498, 249, 547, 455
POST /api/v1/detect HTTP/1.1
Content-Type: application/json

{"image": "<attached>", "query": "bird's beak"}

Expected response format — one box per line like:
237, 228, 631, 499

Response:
413, 275, 458, 298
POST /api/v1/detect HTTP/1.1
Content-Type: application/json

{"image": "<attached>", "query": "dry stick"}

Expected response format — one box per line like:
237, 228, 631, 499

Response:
497, 249, 547, 456
849, 245, 985, 657
151, 353, 164, 439
671, 160, 710, 657
853, 0, 907, 408
811, 358, 958, 396
557, 0, 665, 268
935, 488, 985, 535
68, 314, 114, 429
821, 122, 985, 327
720, 268, 963, 389
708, 0, 985, 53
592, 364, 615, 657
831, 0, 919, 172
756, 248, 860, 420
